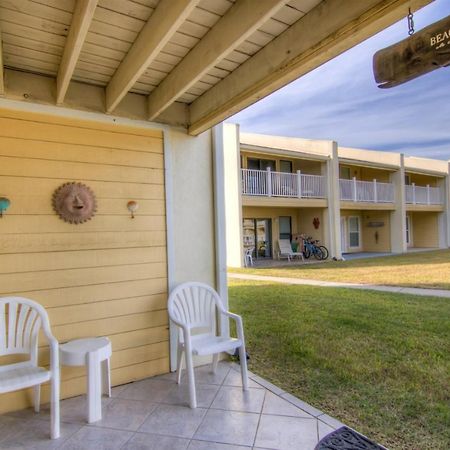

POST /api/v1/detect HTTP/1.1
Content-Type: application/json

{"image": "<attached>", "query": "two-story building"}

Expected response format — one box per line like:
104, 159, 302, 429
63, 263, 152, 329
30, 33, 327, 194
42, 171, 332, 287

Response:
222, 125, 449, 267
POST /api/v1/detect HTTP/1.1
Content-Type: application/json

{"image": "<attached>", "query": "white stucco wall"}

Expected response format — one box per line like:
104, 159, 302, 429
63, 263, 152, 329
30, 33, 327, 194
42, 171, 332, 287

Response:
167, 127, 216, 285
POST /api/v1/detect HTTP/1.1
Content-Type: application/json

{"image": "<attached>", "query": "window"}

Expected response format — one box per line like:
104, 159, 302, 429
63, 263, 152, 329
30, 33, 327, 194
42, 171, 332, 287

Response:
405, 174, 411, 185
279, 216, 291, 240
340, 166, 351, 180
247, 158, 276, 171
406, 215, 411, 245
280, 160, 293, 173
348, 216, 360, 248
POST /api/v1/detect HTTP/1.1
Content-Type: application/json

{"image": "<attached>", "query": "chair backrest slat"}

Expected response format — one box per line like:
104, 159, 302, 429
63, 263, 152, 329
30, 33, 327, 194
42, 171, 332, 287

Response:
23, 309, 39, 351
16, 304, 31, 350
168, 282, 224, 333
0, 297, 46, 356
7, 302, 18, 350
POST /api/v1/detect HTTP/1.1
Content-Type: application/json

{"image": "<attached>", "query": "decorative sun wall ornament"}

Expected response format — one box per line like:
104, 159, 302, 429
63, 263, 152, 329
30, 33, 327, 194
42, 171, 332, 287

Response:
52, 182, 97, 224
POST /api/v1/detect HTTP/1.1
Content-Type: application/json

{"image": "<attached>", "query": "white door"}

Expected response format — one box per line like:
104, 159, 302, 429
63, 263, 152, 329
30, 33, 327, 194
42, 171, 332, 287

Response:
340, 217, 347, 253
406, 215, 412, 246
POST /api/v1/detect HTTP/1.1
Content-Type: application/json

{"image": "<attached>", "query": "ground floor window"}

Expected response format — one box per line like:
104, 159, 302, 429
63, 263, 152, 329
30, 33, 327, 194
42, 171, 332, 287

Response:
243, 218, 272, 258
279, 216, 291, 240
348, 216, 360, 248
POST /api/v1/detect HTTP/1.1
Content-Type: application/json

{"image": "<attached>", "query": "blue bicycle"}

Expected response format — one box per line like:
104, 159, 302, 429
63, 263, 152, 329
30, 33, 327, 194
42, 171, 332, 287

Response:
302, 236, 328, 260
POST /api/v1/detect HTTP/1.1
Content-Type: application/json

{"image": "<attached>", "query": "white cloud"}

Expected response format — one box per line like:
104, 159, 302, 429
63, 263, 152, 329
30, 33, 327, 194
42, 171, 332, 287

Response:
231, 0, 450, 160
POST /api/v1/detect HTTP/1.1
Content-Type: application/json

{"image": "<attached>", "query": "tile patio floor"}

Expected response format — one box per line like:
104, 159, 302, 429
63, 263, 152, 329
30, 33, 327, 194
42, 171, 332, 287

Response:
0, 361, 346, 450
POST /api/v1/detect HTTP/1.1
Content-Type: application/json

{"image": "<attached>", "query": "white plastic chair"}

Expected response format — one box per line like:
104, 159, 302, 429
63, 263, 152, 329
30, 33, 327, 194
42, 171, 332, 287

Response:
0, 297, 60, 439
168, 282, 248, 408
244, 247, 254, 267
277, 239, 304, 261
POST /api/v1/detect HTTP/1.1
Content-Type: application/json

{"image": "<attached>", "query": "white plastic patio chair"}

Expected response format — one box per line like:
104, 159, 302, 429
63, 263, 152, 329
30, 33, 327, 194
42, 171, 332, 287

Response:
277, 239, 304, 261
244, 247, 254, 267
168, 282, 248, 408
0, 297, 60, 439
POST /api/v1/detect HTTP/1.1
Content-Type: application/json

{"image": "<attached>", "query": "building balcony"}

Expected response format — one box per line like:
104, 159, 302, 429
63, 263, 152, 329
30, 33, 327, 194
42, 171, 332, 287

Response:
339, 178, 395, 203
405, 184, 443, 205
241, 168, 326, 199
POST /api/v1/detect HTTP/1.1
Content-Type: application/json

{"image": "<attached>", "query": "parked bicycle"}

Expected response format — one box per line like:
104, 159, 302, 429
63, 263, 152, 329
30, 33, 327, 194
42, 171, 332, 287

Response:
301, 235, 329, 260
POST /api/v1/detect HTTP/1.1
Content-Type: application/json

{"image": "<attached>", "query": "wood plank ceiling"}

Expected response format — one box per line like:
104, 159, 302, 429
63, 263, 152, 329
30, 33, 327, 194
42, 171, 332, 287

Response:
0, 0, 433, 134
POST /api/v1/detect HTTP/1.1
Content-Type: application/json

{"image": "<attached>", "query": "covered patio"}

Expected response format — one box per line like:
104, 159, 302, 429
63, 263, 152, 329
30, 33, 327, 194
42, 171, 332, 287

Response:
0, 0, 432, 448
0, 362, 347, 450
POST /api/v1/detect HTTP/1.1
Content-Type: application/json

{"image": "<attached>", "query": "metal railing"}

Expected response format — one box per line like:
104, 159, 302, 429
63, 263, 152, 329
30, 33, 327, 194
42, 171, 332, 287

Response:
339, 177, 394, 203
405, 184, 442, 205
241, 168, 326, 199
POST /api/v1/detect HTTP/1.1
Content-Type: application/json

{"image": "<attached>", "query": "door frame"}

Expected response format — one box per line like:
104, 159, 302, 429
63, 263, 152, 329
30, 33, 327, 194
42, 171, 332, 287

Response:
340, 217, 347, 253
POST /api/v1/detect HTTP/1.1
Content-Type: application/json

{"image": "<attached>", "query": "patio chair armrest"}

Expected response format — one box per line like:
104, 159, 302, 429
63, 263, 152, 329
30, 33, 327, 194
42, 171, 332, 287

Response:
46, 335, 60, 378
221, 311, 245, 341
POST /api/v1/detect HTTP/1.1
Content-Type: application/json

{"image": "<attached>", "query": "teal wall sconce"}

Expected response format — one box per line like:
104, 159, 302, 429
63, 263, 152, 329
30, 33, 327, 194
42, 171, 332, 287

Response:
0, 197, 11, 217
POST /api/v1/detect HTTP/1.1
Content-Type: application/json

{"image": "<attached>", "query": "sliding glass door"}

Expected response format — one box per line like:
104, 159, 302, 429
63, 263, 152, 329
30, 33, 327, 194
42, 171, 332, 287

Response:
243, 218, 272, 258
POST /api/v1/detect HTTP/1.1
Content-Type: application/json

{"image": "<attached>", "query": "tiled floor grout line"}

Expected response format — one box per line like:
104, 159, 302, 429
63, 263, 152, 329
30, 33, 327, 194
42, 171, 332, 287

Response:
185, 365, 232, 446
0, 362, 347, 449
252, 388, 267, 448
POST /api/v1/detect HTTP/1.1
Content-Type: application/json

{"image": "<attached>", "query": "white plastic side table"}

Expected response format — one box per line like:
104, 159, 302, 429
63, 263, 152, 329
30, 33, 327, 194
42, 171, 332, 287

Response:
59, 337, 112, 423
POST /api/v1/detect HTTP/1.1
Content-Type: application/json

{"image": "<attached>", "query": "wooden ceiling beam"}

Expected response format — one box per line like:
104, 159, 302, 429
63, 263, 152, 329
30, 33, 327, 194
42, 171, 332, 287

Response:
147, 0, 288, 121
106, 0, 200, 114
188, 0, 433, 135
56, 0, 98, 105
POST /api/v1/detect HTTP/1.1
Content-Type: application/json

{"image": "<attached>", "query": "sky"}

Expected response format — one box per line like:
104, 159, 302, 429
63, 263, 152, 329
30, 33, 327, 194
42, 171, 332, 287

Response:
231, 0, 450, 160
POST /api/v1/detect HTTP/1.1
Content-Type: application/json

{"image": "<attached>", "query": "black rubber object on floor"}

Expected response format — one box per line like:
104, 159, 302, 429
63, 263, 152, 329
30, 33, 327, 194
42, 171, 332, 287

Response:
315, 426, 386, 450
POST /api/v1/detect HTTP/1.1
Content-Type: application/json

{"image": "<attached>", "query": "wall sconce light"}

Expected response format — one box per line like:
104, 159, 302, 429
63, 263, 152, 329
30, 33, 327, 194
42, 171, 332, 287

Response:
127, 200, 139, 219
0, 197, 11, 218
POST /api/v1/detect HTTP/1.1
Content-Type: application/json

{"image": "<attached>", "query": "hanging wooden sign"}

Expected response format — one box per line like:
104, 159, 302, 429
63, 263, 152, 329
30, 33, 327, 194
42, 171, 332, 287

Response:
373, 14, 450, 88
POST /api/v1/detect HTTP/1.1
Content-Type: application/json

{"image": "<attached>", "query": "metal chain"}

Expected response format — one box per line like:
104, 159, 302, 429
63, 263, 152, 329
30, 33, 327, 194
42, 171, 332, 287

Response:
407, 8, 415, 35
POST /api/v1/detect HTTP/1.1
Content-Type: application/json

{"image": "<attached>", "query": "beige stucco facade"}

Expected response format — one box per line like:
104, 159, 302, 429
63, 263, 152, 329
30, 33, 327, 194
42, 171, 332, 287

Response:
222, 129, 450, 267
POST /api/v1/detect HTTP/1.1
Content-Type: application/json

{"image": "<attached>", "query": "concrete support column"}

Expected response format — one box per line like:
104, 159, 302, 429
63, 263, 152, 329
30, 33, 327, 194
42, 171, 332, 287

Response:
326, 141, 341, 259
214, 123, 244, 269
439, 163, 450, 248
390, 154, 407, 253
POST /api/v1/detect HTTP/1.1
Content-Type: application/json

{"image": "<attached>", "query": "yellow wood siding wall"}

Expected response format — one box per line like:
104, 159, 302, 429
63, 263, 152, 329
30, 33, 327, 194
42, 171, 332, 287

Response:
0, 108, 168, 412
362, 211, 391, 252
411, 212, 439, 248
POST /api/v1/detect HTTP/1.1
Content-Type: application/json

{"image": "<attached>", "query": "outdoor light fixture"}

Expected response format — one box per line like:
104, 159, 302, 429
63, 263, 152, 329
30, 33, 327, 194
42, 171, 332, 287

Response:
127, 200, 139, 219
0, 197, 11, 217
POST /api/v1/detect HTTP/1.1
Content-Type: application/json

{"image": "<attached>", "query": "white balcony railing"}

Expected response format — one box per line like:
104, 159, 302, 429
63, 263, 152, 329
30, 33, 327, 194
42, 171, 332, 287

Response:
405, 184, 442, 205
339, 177, 395, 203
241, 168, 326, 199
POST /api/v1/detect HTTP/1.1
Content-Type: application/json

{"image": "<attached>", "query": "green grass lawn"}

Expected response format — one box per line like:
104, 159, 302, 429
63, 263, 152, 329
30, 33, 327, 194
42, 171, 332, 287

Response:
229, 280, 450, 450
230, 249, 450, 289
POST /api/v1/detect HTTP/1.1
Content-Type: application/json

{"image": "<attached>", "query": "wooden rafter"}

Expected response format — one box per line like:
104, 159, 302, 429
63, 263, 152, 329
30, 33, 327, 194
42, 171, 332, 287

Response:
188, 0, 433, 135
56, 0, 98, 105
147, 0, 288, 121
106, 0, 200, 114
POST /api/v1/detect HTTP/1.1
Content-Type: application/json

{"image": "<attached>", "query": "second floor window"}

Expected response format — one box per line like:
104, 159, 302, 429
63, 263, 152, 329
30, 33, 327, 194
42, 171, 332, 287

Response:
340, 166, 351, 180
280, 160, 293, 173
248, 158, 276, 171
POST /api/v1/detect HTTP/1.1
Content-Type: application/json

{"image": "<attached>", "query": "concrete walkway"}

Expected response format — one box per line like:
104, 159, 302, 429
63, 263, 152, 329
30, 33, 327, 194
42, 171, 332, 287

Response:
229, 273, 450, 298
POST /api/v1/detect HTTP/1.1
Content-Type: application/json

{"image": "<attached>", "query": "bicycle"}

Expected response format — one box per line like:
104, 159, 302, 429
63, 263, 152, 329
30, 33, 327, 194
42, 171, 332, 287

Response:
302, 236, 329, 260
302, 236, 324, 260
